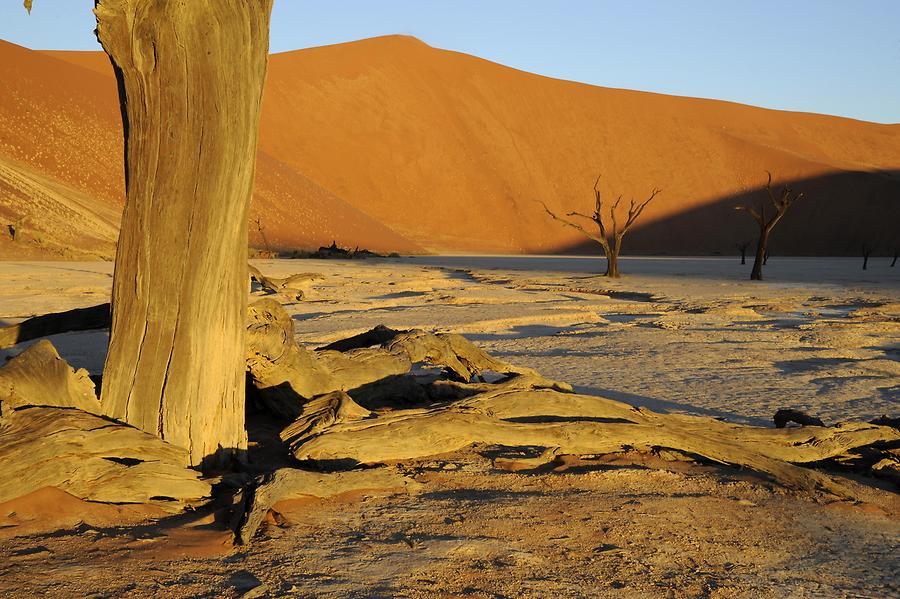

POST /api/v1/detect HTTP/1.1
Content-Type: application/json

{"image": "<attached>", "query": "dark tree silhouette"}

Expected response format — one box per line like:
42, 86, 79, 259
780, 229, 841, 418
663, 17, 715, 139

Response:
737, 242, 750, 265
862, 245, 872, 270
254, 217, 272, 256
736, 172, 803, 281
539, 175, 661, 278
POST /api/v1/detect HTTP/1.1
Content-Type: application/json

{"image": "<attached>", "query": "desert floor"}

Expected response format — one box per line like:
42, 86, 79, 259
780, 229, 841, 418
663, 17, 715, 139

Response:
0, 256, 898, 598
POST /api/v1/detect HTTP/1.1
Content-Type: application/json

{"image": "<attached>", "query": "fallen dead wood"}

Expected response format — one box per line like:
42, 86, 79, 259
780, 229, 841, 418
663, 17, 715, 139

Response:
0, 303, 110, 350
233, 467, 420, 545
4, 299, 898, 514
274, 327, 900, 500
249, 264, 323, 298
246, 300, 570, 419
246, 304, 900, 500
774, 409, 825, 428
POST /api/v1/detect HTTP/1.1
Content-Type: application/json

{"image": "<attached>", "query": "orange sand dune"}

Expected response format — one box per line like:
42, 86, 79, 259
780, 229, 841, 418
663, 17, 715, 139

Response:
2, 40, 422, 257
1, 36, 898, 258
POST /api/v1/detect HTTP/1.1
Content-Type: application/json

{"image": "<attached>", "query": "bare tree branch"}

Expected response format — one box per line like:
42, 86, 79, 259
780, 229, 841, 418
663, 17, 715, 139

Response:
737, 171, 805, 280
535, 200, 608, 248
622, 188, 661, 234
538, 174, 661, 277
565, 211, 599, 223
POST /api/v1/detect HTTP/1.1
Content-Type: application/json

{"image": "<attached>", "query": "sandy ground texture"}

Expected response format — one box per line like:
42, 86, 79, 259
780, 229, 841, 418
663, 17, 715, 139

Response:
0, 256, 898, 597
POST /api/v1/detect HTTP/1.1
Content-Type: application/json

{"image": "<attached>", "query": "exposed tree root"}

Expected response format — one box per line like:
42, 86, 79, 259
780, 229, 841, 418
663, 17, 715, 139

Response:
246, 300, 569, 419
2, 299, 898, 524
0, 340, 101, 416
0, 342, 209, 509
281, 390, 899, 499
243, 307, 900, 502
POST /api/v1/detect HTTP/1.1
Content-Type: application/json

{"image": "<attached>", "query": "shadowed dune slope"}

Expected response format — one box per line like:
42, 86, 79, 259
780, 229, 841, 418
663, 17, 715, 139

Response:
1, 36, 897, 257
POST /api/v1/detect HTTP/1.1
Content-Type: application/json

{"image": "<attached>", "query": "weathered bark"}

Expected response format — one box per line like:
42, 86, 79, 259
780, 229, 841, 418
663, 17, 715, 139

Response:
94, 0, 274, 468
249, 264, 323, 298
751, 232, 768, 280
0, 304, 110, 350
0, 341, 209, 508
246, 300, 570, 419
283, 387, 900, 499
0, 407, 211, 509
0, 340, 100, 417
605, 250, 620, 278
233, 467, 420, 545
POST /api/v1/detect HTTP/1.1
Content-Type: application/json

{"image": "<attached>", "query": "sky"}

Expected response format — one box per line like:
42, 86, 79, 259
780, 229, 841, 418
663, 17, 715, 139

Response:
2, 1, 899, 124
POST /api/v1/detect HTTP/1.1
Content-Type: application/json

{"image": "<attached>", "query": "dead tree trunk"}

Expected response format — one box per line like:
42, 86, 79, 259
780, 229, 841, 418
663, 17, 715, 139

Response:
751, 234, 768, 280
862, 245, 872, 270
891, 249, 898, 267
738, 242, 749, 265
539, 175, 661, 278
737, 172, 802, 281
94, 0, 274, 468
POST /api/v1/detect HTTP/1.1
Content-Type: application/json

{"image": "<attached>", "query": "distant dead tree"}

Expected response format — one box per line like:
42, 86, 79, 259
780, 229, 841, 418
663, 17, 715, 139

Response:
7, 216, 25, 242
736, 172, 803, 281
891, 248, 897, 267
254, 217, 272, 255
861, 245, 872, 270
737, 241, 750, 265
538, 174, 661, 278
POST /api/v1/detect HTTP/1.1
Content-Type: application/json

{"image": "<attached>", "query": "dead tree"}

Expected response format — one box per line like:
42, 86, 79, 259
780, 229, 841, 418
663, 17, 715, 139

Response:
254, 217, 272, 256
736, 172, 803, 281
737, 242, 750, 265
892, 249, 898, 267
539, 175, 661, 278
7, 216, 25, 242
23, 0, 275, 468
862, 245, 872, 270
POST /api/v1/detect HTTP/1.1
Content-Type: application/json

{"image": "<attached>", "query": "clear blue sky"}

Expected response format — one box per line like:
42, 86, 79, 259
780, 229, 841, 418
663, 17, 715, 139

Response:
3, 1, 899, 123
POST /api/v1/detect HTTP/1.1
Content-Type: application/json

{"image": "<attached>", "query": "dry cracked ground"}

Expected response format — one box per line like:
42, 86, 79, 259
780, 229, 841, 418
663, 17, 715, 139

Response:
0, 256, 898, 597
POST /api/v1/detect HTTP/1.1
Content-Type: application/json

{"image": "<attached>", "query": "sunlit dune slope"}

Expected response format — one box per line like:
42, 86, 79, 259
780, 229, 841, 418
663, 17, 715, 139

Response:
1, 36, 898, 258
1, 40, 422, 257
261, 36, 900, 254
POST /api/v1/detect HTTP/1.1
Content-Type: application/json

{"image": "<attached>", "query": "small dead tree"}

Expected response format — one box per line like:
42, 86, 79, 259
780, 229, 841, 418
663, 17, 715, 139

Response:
891, 249, 897, 267
539, 175, 661, 278
254, 217, 272, 256
862, 245, 872, 270
736, 172, 803, 281
7, 216, 25, 242
737, 242, 750, 265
